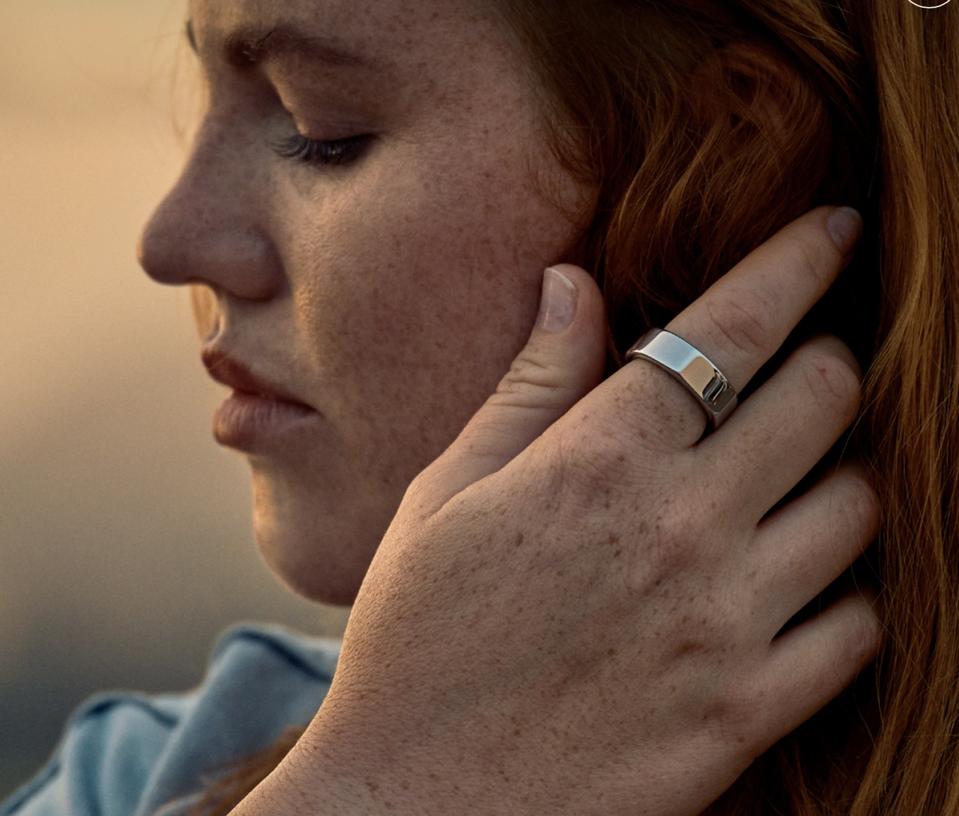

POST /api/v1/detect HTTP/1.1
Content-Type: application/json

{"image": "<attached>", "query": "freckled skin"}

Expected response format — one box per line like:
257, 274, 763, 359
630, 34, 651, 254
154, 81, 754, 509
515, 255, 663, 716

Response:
138, 0, 597, 604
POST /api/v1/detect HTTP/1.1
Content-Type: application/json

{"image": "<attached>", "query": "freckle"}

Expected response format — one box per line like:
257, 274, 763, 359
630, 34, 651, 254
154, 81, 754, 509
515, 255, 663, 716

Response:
607, 532, 620, 544
607, 648, 618, 656
613, 549, 622, 558
515, 532, 524, 547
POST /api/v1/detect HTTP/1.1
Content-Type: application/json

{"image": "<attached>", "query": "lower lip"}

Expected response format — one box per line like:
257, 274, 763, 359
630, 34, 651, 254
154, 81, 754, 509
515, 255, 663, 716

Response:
213, 390, 319, 450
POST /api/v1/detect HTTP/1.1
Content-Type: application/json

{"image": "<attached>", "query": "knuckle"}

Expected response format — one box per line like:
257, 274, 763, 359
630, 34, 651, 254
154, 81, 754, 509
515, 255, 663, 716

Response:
800, 344, 862, 414
396, 473, 435, 524
703, 289, 773, 357
705, 674, 761, 748
789, 233, 832, 289
494, 356, 570, 406
844, 471, 882, 534
647, 509, 702, 575
402, 463, 435, 505
846, 600, 883, 664
549, 427, 630, 497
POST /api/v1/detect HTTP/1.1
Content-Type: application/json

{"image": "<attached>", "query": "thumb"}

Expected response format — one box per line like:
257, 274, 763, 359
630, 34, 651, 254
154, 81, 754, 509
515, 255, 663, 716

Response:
412, 263, 608, 518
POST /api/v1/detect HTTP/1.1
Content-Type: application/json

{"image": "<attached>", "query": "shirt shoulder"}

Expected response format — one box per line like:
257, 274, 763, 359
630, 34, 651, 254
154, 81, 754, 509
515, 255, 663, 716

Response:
0, 621, 341, 816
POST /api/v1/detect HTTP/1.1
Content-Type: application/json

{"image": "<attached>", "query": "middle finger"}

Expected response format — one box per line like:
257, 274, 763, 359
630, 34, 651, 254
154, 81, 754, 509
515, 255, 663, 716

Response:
604, 205, 863, 450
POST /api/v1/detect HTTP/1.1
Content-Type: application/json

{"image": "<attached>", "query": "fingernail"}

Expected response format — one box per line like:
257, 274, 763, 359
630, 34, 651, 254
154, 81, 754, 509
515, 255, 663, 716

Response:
826, 206, 863, 254
536, 267, 578, 333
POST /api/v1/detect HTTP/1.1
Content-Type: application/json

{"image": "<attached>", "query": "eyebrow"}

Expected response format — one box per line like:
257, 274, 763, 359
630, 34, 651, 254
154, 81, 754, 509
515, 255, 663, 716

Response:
184, 18, 382, 72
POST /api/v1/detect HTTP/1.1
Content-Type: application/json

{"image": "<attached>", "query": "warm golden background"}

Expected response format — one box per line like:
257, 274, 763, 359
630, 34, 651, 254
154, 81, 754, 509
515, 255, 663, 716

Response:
1, 0, 350, 796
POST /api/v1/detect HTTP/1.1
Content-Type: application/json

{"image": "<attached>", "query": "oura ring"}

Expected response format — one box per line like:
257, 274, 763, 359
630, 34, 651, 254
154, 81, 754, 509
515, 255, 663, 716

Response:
624, 328, 739, 432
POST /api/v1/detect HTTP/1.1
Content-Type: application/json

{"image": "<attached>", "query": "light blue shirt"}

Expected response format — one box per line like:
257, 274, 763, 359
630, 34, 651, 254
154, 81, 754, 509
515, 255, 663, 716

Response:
1, 622, 341, 816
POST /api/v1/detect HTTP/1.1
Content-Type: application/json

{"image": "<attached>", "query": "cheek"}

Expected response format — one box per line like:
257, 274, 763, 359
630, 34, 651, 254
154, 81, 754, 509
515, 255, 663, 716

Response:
282, 143, 586, 456
348, 154, 575, 330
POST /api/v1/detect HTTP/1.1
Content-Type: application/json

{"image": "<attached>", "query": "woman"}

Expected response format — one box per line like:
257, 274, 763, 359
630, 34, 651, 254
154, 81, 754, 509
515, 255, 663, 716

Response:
4, 0, 957, 814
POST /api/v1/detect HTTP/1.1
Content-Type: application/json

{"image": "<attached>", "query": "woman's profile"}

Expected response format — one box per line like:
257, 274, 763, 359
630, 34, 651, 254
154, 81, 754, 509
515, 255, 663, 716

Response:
3, 1, 959, 814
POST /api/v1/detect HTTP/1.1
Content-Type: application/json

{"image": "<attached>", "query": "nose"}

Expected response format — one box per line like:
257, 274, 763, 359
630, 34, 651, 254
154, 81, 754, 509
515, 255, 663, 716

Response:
136, 121, 283, 301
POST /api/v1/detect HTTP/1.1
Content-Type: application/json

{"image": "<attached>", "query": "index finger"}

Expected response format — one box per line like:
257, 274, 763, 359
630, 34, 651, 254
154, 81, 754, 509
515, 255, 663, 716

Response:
613, 205, 863, 448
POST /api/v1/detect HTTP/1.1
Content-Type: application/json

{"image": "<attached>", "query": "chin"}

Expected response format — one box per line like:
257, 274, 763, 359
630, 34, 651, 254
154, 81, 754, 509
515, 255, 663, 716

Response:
250, 477, 391, 607
265, 552, 366, 606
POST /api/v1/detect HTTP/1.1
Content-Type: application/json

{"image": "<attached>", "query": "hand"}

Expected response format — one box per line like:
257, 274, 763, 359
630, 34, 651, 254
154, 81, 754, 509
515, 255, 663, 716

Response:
273, 206, 880, 816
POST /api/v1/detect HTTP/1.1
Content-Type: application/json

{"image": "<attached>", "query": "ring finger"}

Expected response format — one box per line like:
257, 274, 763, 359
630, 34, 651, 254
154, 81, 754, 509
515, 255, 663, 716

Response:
694, 333, 864, 525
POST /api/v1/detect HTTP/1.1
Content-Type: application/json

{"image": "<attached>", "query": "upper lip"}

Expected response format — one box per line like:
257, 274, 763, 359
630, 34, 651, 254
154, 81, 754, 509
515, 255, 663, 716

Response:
201, 347, 311, 408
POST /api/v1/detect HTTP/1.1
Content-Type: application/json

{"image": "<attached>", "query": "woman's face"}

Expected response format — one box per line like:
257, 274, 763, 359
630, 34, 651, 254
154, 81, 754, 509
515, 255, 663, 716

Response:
138, 0, 596, 605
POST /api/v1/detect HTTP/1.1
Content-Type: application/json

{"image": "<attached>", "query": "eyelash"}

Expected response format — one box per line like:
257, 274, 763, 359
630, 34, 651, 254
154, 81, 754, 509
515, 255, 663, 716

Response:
272, 134, 370, 167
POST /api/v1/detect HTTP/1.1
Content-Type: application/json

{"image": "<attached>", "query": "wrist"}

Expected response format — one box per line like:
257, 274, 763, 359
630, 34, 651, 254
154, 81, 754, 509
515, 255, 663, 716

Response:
241, 698, 509, 816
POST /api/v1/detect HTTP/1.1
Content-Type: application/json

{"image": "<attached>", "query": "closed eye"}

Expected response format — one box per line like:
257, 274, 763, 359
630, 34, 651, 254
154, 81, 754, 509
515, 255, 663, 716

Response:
272, 133, 372, 167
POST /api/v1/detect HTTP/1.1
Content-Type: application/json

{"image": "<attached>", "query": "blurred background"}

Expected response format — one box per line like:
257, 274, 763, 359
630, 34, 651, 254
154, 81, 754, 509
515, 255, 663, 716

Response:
0, 0, 350, 796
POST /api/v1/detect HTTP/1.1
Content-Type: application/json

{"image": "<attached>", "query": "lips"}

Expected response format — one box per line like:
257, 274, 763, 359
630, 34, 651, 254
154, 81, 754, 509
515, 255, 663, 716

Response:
201, 347, 313, 409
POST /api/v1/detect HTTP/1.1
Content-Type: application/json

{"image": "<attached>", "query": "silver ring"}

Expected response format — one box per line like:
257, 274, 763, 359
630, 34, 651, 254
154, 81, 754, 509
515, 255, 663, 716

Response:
624, 328, 738, 431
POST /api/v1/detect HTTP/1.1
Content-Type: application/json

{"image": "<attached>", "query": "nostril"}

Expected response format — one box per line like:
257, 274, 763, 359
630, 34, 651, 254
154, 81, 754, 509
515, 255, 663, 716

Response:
187, 283, 221, 343
202, 316, 222, 344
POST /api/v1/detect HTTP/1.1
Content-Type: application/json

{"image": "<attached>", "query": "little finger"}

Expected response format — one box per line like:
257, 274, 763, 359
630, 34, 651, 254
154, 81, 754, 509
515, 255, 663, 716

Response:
751, 589, 882, 751
748, 461, 881, 637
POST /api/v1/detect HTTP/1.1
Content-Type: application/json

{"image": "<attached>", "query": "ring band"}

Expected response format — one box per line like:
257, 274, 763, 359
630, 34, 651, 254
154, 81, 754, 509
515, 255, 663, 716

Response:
624, 329, 738, 431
